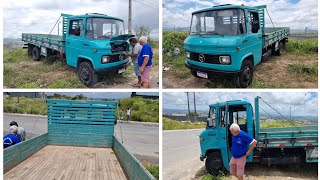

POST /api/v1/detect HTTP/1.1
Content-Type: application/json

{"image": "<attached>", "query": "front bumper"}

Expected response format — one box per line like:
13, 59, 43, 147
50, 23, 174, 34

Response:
95, 61, 130, 74
185, 61, 239, 75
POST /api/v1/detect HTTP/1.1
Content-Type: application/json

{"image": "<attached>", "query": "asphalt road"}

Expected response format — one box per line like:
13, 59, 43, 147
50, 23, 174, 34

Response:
163, 129, 205, 180
4, 113, 159, 164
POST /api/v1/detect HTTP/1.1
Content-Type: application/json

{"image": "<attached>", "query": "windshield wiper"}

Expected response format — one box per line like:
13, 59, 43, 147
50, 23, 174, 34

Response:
206, 32, 224, 37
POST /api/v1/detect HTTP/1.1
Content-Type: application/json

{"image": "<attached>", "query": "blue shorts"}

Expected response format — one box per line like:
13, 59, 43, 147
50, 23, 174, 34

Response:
134, 63, 141, 77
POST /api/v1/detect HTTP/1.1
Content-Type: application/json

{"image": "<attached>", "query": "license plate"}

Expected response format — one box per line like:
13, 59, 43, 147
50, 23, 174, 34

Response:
118, 68, 125, 74
196, 71, 208, 79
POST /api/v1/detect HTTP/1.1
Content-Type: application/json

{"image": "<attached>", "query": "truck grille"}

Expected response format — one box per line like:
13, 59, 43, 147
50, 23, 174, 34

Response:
110, 54, 127, 62
111, 42, 128, 53
189, 52, 220, 64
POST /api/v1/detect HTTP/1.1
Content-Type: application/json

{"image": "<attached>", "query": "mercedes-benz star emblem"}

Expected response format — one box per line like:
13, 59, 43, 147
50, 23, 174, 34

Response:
199, 54, 205, 62
119, 54, 124, 60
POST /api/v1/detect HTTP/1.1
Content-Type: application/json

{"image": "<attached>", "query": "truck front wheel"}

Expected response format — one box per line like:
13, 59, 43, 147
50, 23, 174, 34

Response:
32, 47, 41, 61
205, 152, 225, 175
78, 62, 98, 87
233, 60, 253, 88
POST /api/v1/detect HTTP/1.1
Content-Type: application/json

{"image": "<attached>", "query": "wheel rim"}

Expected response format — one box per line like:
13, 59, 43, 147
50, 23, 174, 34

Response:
80, 67, 91, 81
242, 66, 252, 84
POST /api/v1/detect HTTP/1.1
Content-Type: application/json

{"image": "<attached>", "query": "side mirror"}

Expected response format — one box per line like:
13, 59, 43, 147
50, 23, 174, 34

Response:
74, 26, 81, 36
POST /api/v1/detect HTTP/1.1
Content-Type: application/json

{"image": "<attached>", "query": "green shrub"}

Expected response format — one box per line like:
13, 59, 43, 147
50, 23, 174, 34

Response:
286, 39, 318, 54
163, 117, 206, 130
163, 31, 188, 54
287, 63, 318, 75
146, 164, 159, 179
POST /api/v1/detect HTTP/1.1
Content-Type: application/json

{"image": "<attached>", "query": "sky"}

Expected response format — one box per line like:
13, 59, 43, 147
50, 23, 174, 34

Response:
163, 0, 318, 30
45, 92, 159, 100
3, 0, 159, 39
163, 92, 318, 117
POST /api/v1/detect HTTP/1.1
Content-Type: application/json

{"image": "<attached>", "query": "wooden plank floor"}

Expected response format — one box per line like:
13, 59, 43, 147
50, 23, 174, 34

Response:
4, 145, 127, 180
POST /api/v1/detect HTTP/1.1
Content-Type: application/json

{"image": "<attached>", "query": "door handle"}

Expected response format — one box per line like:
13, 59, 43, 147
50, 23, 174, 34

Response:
242, 39, 248, 43
83, 44, 89, 46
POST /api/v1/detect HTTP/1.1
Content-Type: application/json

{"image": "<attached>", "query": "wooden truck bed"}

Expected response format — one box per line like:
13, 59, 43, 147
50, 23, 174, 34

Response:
4, 145, 126, 180
22, 33, 65, 53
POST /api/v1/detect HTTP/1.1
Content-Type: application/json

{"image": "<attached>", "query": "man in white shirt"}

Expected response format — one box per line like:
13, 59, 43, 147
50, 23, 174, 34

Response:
127, 108, 131, 122
123, 37, 142, 87
10, 121, 26, 141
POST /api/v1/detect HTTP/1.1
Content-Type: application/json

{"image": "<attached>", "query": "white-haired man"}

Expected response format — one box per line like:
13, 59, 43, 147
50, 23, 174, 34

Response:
137, 36, 153, 88
3, 125, 21, 148
229, 123, 257, 180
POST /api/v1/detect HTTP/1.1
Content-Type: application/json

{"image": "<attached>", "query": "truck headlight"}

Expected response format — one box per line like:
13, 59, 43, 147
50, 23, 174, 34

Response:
102, 56, 110, 63
186, 51, 190, 59
219, 56, 231, 64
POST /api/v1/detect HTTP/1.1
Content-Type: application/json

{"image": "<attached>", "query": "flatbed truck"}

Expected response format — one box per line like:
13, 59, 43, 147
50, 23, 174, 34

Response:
4, 100, 155, 180
22, 13, 134, 87
199, 96, 318, 175
184, 4, 290, 88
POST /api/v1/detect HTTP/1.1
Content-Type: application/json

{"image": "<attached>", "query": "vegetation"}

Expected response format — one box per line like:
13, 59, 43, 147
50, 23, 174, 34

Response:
260, 121, 305, 128
145, 164, 159, 180
287, 63, 318, 75
200, 174, 228, 180
285, 38, 318, 54
4, 96, 159, 123
118, 97, 159, 123
163, 117, 206, 130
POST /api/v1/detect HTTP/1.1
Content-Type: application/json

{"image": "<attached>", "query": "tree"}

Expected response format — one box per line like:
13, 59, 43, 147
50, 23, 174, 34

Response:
134, 25, 152, 41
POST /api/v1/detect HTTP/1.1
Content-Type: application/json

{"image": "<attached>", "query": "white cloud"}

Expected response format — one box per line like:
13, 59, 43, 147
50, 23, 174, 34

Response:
163, 0, 318, 30
3, 0, 159, 38
163, 92, 318, 117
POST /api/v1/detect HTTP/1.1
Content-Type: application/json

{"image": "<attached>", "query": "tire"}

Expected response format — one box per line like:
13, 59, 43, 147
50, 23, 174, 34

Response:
233, 60, 253, 88
205, 152, 225, 175
275, 41, 284, 56
77, 61, 98, 87
32, 47, 41, 61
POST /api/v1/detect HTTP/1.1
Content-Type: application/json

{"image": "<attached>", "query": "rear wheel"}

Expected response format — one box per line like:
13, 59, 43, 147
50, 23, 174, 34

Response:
77, 61, 98, 87
233, 60, 253, 88
275, 41, 284, 56
205, 152, 225, 175
32, 46, 41, 61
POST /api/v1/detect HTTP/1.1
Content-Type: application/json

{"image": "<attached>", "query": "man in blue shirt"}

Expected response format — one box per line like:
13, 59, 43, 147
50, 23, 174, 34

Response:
137, 36, 153, 88
229, 123, 257, 180
4, 125, 21, 148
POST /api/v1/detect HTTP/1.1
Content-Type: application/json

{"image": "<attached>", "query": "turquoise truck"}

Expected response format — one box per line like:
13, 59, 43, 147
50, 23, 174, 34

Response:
22, 13, 134, 87
199, 96, 318, 175
4, 100, 155, 180
184, 4, 290, 88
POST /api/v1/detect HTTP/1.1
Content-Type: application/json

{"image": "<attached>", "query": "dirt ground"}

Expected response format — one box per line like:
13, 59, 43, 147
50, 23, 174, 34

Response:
4, 47, 159, 89
163, 52, 317, 89
194, 163, 318, 180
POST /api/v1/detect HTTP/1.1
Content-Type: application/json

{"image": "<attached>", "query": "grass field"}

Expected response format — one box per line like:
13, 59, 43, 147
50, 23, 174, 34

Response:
4, 44, 159, 88
4, 96, 159, 123
162, 31, 318, 88
163, 117, 207, 130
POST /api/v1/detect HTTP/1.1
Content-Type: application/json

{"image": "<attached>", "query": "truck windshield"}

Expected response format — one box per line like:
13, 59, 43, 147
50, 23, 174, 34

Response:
190, 9, 246, 36
86, 18, 125, 40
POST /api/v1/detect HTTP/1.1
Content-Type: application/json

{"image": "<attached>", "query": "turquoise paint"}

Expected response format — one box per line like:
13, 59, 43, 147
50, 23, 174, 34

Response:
200, 97, 318, 171
184, 4, 289, 75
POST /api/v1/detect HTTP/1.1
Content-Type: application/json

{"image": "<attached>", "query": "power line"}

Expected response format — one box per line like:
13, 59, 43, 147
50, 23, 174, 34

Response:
133, 0, 157, 9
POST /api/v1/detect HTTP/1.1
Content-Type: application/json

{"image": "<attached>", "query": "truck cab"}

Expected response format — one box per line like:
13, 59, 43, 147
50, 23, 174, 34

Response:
199, 100, 254, 174
64, 13, 134, 86
184, 4, 264, 88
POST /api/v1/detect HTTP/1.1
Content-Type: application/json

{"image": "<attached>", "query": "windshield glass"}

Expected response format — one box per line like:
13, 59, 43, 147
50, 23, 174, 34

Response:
190, 9, 245, 36
86, 18, 125, 40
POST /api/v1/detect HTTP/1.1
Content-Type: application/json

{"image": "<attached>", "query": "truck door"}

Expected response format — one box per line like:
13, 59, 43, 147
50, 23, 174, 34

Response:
226, 103, 254, 163
246, 10, 262, 65
65, 19, 85, 67
219, 105, 231, 171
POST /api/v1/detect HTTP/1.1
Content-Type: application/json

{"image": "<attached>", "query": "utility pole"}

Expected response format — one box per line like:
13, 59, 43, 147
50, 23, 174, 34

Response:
289, 107, 291, 121
58, 22, 60, 36
128, 0, 132, 34
187, 92, 190, 121
193, 92, 197, 122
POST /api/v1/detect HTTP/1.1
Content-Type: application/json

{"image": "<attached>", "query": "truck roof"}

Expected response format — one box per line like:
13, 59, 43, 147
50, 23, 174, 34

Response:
64, 13, 123, 21
209, 100, 250, 107
192, 4, 265, 14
